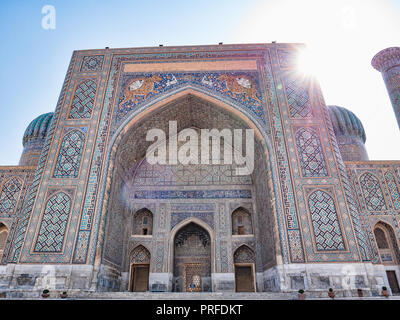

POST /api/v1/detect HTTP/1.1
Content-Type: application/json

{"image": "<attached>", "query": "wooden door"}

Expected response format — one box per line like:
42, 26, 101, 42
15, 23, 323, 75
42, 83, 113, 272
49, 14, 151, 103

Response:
386, 271, 400, 294
235, 265, 254, 292
131, 264, 149, 292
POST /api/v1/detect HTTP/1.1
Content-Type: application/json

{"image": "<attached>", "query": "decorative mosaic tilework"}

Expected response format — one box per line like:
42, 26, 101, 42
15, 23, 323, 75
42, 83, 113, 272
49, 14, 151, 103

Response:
295, 127, 328, 177
359, 172, 387, 211
171, 212, 214, 230
33, 192, 71, 252
265, 50, 305, 263
320, 104, 371, 261
80, 55, 104, 72
233, 245, 255, 263
307, 190, 345, 251
8, 52, 77, 263
130, 245, 150, 264
384, 171, 400, 210
116, 71, 265, 124
220, 241, 229, 273
277, 50, 293, 68
53, 129, 85, 178
0, 177, 22, 214
77, 49, 281, 266
131, 189, 251, 200
68, 79, 97, 119
155, 241, 164, 272
282, 75, 313, 118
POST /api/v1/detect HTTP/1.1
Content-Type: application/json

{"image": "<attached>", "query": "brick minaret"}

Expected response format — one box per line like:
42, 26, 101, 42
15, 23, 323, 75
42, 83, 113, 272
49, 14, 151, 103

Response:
372, 47, 400, 129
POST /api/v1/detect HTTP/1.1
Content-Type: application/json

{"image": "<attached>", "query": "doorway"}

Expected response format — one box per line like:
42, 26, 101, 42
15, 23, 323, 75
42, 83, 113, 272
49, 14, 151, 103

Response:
130, 264, 150, 292
234, 265, 255, 292
386, 271, 400, 294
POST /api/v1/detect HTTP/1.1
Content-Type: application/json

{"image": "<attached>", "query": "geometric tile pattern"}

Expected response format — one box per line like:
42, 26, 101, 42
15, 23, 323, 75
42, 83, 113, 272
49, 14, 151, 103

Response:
384, 171, 400, 210
80, 55, 104, 72
53, 129, 85, 178
295, 127, 328, 177
68, 80, 97, 119
308, 190, 345, 251
34, 192, 71, 252
0, 177, 22, 213
233, 245, 255, 263
359, 172, 387, 211
130, 245, 151, 264
283, 76, 313, 118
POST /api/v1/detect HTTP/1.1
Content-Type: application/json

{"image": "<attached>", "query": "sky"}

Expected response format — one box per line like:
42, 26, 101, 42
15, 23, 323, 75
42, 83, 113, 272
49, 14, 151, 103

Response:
0, 0, 399, 165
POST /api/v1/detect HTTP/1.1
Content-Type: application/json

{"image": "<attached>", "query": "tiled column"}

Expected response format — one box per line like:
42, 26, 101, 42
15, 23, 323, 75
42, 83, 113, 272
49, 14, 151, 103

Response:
372, 47, 400, 129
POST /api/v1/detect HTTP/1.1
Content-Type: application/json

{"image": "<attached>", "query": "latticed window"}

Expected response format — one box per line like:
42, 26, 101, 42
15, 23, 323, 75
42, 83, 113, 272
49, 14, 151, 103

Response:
34, 192, 71, 252
232, 207, 253, 235
0, 177, 22, 213
53, 130, 85, 178
68, 79, 97, 119
359, 172, 387, 211
374, 228, 389, 249
295, 127, 328, 177
307, 190, 345, 251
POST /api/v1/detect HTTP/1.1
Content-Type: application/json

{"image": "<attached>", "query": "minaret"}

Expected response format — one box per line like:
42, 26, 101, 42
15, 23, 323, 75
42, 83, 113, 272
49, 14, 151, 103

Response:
372, 47, 400, 129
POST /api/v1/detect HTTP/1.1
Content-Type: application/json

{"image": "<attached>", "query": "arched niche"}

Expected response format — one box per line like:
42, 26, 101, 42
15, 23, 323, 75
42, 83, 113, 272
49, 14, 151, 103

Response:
231, 207, 253, 235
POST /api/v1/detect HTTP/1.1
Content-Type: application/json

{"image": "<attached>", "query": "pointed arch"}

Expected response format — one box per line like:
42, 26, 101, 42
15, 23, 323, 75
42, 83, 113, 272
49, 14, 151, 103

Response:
53, 129, 85, 178
0, 223, 9, 261
234, 244, 255, 263
373, 221, 400, 265
130, 244, 151, 264
231, 207, 253, 235
132, 208, 153, 235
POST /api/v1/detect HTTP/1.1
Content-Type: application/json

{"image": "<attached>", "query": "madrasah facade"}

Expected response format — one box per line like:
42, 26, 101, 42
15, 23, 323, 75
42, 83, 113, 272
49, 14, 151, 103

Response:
0, 43, 399, 297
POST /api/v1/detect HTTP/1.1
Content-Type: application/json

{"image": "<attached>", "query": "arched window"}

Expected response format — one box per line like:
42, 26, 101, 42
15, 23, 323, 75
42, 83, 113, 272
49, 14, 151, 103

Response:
374, 222, 400, 265
232, 207, 253, 235
133, 209, 153, 235
34, 192, 72, 252
53, 129, 85, 178
374, 228, 389, 249
0, 223, 9, 261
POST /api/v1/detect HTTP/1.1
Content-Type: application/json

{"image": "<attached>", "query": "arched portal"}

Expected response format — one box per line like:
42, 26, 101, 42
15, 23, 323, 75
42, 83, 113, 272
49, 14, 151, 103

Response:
0, 223, 9, 261
173, 222, 211, 292
100, 91, 278, 292
129, 245, 151, 292
374, 222, 400, 294
234, 245, 256, 292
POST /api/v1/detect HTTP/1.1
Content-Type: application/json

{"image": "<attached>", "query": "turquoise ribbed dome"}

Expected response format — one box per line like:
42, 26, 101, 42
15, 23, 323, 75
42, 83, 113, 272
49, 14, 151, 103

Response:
327, 105, 366, 143
22, 112, 54, 146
